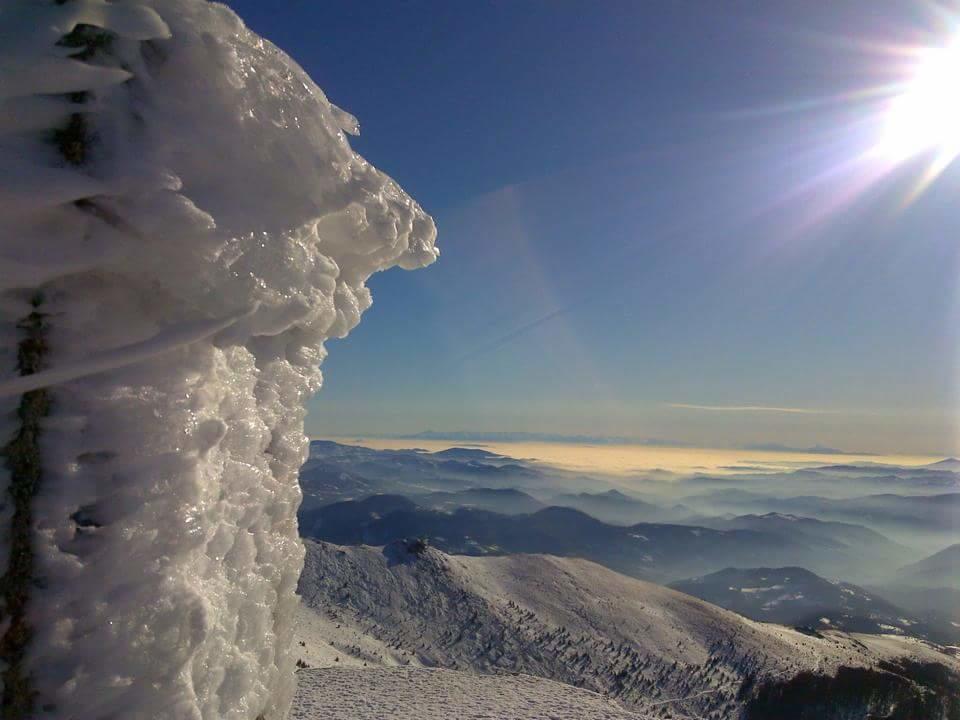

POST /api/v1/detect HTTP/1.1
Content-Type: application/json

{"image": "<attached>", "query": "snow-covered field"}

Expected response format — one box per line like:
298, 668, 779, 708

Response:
296, 540, 960, 719
292, 667, 649, 720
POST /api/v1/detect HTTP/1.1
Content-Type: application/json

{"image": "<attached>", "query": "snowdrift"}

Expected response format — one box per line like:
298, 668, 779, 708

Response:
0, 2, 436, 718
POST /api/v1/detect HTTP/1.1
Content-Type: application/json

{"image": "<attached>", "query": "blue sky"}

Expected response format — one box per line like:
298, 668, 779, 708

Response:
227, 1, 960, 455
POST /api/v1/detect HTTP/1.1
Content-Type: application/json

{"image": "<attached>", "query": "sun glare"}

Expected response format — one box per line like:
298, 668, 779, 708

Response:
765, 24, 960, 229
877, 37, 960, 165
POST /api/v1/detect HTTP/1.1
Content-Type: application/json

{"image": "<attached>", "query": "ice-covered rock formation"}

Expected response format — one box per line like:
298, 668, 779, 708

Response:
0, 1, 437, 718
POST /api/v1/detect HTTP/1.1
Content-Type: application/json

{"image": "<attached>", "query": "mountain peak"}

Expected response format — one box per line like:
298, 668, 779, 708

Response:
928, 457, 960, 470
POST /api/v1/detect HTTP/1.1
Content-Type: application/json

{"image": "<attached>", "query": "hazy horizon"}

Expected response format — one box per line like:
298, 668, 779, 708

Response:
310, 424, 956, 459
320, 436, 944, 477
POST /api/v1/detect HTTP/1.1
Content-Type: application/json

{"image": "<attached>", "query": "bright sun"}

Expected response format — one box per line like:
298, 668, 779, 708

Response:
878, 38, 960, 164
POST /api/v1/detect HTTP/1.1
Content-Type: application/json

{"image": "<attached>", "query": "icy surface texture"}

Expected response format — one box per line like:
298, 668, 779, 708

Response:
0, 1, 436, 718
292, 668, 651, 720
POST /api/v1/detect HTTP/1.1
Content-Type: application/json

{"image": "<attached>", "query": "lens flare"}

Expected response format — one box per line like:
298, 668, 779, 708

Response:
877, 39, 960, 164
782, 24, 960, 226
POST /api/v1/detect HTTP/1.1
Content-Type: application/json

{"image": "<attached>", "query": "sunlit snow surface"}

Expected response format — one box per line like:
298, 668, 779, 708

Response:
292, 668, 649, 720
0, 1, 436, 718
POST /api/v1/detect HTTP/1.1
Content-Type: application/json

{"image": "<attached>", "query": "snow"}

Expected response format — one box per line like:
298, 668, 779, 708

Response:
0, 2, 436, 719
292, 667, 649, 720
292, 601, 421, 670
878, 624, 905, 634
298, 541, 960, 719
0, 306, 257, 398
738, 585, 785, 593
761, 592, 804, 609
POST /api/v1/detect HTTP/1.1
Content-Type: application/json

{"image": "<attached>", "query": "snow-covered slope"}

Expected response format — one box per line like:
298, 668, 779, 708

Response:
298, 540, 960, 719
293, 667, 649, 720
0, 2, 436, 718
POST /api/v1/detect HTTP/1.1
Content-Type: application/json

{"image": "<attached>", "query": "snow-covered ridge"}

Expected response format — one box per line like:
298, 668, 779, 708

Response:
0, 2, 436, 719
298, 541, 960, 719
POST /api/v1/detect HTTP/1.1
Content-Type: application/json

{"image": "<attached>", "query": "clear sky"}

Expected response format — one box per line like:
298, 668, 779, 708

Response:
226, 1, 960, 455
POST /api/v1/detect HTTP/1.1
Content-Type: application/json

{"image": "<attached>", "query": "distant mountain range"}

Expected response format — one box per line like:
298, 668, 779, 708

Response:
366, 432, 879, 454
399, 431, 688, 446
897, 543, 960, 589
299, 495, 912, 585
547, 489, 666, 524
298, 441, 549, 509
739, 443, 862, 455
670, 566, 958, 644
928, 457, 960, 471
692, 513, 913, 562
431, 447, 505, 461
685, 488, 960, 551
298, 441, 951, 581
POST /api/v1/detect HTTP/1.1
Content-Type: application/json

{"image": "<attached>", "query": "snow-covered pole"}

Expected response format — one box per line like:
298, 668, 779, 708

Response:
1, 5, 150, 717
0, 2, 437, 719
0, 291, 48, 717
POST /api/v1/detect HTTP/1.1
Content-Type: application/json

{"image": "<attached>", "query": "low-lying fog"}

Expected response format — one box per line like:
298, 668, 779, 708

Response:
334, 437, 938, 478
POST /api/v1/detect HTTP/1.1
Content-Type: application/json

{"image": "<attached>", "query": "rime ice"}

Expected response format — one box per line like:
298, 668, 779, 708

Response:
0, 1, 436, 718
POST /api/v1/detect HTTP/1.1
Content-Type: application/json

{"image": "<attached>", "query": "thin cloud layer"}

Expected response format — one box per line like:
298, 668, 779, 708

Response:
667, 403, 833, 415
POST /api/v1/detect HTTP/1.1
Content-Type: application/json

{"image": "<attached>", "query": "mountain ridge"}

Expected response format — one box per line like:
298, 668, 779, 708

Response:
296, 540, 960, 719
